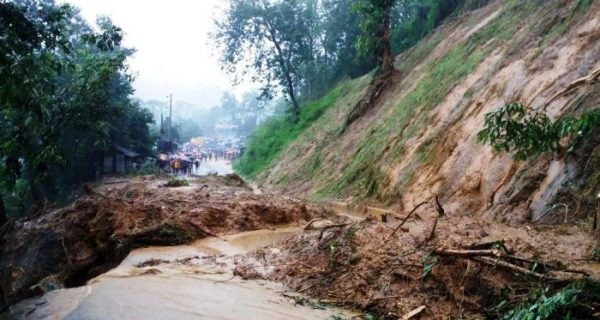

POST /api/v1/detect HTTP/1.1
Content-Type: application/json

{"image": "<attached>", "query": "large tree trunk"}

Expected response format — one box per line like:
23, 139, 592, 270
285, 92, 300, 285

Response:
264, 17, 300, 122
380, 6, 394, 75
284, 74, 300, 122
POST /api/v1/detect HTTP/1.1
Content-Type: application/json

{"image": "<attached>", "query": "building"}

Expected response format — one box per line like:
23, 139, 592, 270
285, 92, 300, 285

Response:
102, 145, 141, 175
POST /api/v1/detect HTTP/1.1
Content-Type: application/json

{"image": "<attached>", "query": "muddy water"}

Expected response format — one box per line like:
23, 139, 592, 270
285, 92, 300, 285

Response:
7, 228, 353, 320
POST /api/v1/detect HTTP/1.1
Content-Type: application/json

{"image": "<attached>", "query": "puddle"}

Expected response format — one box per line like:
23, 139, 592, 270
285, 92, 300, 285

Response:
5, 227, 354, 320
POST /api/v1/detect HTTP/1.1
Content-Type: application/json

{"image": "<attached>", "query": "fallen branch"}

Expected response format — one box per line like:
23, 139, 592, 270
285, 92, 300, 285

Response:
543, 66, 600, 109
104, 180, 130, 185
386, 201, 432, 241
467, 240, 513, 254
426, 211, 439, 242
434, 248, 504, 258
164, 199, 193, 204
303, 218, 324, 230
473, 257, 551, 280
185, 221, 226, 241
433, 194, 445, 216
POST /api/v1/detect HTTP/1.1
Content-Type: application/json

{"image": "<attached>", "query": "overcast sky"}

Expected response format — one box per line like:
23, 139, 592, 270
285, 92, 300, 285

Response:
64, 0, 247, 108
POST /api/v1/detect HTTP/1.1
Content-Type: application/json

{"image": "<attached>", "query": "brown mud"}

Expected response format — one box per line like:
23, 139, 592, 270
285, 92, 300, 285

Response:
1, 175, 599, 319
0, 174, 328, 309
233, 203, 600, 319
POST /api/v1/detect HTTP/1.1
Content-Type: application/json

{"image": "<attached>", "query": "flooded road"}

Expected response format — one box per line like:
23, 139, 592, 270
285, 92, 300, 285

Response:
6, 228, 354, 320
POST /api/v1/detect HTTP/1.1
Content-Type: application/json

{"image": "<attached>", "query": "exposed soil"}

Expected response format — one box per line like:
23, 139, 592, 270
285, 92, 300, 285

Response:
0, 174, 329, 309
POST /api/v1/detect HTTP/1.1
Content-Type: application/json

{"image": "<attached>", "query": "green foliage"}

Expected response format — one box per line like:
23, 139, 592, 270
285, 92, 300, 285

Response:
214, 0, 469, 116
0, 0, 154, 219
500, 285, 581, 320
421, 253, 438, 279
478, 103, 600, 160
234, 83, 350, 178
354, 0, 396, 59
390, 0, 463, 54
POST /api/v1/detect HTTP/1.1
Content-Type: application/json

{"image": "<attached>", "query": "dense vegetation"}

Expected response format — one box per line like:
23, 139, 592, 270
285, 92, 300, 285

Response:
0, 0, 154, 222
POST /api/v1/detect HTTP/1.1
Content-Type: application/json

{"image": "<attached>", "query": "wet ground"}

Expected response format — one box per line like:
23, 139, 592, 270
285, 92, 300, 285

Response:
2, 175, 599, 319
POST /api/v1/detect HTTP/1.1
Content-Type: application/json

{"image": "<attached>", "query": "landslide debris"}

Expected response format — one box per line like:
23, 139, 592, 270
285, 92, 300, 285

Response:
234, 203, 600, 319
0, 174, 326, 309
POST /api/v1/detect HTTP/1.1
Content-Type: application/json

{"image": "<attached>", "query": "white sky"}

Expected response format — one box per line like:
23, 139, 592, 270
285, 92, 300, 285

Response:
64, 0, 249, 108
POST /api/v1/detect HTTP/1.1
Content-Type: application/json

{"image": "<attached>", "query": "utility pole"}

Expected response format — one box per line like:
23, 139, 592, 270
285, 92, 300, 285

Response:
168, 93, 173, 143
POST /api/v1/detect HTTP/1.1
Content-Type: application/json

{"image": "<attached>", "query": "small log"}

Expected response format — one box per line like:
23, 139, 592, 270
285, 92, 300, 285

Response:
434, 249, 504, 258
401, 305, 426, 320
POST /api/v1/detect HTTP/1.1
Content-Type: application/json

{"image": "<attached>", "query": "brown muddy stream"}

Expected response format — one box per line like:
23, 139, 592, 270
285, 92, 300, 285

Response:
6, 228, 355, 320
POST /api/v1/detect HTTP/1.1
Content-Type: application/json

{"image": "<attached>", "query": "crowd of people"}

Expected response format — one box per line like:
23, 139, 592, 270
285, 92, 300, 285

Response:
156, 151, 230, 175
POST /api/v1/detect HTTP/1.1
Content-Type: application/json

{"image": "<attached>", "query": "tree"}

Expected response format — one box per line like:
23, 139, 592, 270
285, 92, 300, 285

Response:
355, 0, 397, 75
322, 0, 377, 80
0, 0, 154, 220
214, 0, 316, 122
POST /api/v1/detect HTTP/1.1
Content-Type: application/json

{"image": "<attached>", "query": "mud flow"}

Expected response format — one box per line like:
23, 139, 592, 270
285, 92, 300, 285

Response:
0, 175, 351, 319
7, 228, 354, 320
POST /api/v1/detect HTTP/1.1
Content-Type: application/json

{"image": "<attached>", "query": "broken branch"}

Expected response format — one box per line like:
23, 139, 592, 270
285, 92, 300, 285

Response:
386, 201, 432, 241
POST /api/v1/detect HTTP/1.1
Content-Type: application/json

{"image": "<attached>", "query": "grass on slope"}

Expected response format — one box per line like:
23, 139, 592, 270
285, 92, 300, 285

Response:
234, 82, 353, 178
321, 0, 526, 202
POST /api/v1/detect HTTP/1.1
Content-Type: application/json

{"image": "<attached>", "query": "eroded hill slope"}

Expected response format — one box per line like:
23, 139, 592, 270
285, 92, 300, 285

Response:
256, 0, 600, 224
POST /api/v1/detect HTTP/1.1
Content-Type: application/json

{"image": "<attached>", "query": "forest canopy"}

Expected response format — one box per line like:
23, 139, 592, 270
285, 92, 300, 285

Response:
0, 0, 154, 221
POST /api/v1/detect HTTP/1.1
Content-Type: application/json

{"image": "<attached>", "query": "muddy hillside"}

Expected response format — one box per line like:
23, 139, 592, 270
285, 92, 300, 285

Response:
0, 175, 328, 309
256, 0, 600, 224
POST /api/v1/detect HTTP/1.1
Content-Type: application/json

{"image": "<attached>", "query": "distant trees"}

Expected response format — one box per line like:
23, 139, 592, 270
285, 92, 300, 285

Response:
0, 0, 154, 220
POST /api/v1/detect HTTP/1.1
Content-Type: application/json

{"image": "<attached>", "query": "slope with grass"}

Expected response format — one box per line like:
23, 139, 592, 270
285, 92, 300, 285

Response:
238, 0, 600, 224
